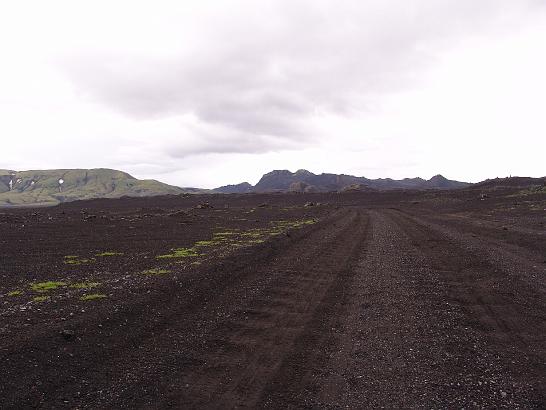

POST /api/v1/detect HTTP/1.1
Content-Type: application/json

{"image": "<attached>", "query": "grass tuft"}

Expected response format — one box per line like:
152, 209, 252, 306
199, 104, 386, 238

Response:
33, 295, 50, 302
7, 290, 22, 297
95, 251, 124, 257
80, 293, 107, 301
69, 282, 101, 289
30, 281, 67, 293
194, 240, 216, 247
214, 231, 239, 236
141, 268, 171, 275
157, 247, 201, 259
64, 255, 94, 265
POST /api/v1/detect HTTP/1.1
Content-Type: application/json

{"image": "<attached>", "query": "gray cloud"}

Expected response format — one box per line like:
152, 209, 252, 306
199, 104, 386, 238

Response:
58, 0, 542, 157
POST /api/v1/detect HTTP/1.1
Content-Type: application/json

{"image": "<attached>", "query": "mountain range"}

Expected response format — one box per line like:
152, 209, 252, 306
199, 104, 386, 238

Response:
213, 169, 470, 193
0, 167, 472, 207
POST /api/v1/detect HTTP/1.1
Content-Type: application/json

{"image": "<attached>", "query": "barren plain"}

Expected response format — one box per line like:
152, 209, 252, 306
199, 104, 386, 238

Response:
1, 186, 545, 408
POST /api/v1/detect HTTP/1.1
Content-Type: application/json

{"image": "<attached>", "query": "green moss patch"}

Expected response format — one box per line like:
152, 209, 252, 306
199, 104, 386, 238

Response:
214, 230, 239, 236
211, 236, 234, 243
157, 247, 201, 259
153, 219, 318, 263
69, 282, 101, 289
194, 240, 216, 247
141, 268, 171, 275
195, 236, 234, 247
80, 293, 107, 301
271, 219, 317, 229
95, 251, 124, 257
33, 295, 50, 302
7, 290, 22, 297
30, 281, 67, 293
240, 231, 265, 238
64, 255, 95, 265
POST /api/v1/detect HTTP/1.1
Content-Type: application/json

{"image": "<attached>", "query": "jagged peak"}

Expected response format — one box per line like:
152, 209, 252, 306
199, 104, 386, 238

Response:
263, 169, 292, 176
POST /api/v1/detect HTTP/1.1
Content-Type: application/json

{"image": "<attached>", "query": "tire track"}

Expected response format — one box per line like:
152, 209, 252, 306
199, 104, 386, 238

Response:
389, 209, 546, 347
386, 209, 546, 407
310, 209, 545, 408
255, 209, 370, 408
156, 208, 369, 409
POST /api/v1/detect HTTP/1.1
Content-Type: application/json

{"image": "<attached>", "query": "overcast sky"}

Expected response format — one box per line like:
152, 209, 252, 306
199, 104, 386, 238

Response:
1, 1, 545, 188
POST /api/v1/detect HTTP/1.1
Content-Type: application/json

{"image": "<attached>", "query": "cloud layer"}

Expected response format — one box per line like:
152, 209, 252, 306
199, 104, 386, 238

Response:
0, 0, 544, 186
59, 0, 537, 153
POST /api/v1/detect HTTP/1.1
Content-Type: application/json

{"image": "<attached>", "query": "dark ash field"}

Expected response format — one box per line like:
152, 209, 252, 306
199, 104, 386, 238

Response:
1, 186, 545, 408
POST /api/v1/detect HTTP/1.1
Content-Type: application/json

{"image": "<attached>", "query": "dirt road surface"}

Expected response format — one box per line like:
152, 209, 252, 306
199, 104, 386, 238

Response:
1, 190, 545, 408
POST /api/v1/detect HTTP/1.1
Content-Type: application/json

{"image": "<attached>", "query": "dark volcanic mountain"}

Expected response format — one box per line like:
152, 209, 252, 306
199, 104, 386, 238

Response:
214, 169, 470, 193
213, 182, 253, 194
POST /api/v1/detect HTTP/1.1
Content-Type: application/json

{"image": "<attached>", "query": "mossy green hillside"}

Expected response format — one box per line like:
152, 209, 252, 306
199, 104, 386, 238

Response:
0, 168, 188, 207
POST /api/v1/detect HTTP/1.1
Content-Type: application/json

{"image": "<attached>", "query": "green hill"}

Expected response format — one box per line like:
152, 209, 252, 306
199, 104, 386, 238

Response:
0, 168, 185, 207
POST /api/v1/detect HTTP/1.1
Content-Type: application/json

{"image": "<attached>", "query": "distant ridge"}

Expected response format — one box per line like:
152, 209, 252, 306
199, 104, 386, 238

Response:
213, 182, 253, 194
471, 176, 546, 189
213, 169, 470, 193
0, 168, 190, 207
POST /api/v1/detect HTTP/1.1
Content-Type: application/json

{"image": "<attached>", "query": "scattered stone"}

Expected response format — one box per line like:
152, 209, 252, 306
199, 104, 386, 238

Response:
60, 329, 74, 341
304, 202, 315, 207
196, 203, 213, 209
168, 210, 189, 217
